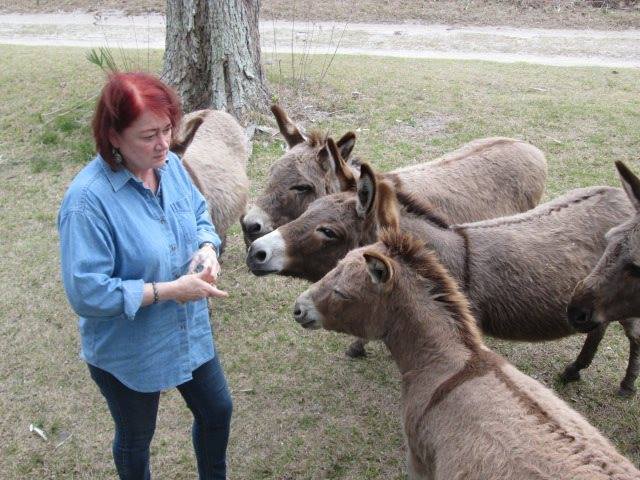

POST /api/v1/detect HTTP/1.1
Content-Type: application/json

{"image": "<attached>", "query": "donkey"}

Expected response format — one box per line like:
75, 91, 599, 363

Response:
241, 105, 547, 244
292, 229, 640, 479
568, 161, 640, 395
171, 109, 249, 248
247, 146, 638, 395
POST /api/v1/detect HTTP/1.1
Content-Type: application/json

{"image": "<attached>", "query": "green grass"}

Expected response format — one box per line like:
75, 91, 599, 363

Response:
1, 44, 640, 479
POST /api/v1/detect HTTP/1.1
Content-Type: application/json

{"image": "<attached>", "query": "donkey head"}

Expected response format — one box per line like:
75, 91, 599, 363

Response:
241, 105, 356, 244
246, 160, 395, 282
568, 161, 640, 332
293, 214, 478, 351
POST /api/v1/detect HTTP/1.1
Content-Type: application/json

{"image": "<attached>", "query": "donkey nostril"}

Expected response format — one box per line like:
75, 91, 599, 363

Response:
246, 222, 262, 234
293, 299, 307, 322
255, 250, 267, 263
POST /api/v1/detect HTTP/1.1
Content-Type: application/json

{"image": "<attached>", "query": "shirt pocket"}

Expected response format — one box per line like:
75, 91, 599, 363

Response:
170, 196, 197, 244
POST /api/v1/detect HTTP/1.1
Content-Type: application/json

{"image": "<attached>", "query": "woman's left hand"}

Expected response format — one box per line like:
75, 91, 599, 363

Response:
188, 244, 220, 282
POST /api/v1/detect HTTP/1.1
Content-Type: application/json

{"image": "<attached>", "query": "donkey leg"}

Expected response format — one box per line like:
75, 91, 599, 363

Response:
345, 338, 369, 358
618, 318, 640, 397
560, 323, 608, 383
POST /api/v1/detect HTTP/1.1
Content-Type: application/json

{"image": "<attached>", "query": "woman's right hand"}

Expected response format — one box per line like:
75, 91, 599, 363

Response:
169, 266, 228, 303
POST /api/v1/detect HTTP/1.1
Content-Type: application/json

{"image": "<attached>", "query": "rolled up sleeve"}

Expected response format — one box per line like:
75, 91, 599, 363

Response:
59, 210, 144, 320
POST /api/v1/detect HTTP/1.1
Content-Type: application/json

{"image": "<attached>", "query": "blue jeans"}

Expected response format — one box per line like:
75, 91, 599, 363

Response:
88, 356, 232, 480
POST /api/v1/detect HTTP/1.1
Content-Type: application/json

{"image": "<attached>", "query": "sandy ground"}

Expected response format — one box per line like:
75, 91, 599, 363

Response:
0, 11, 639, 68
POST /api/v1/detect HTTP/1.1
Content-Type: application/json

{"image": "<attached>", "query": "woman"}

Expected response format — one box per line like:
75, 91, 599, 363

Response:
58, 72, 232, 479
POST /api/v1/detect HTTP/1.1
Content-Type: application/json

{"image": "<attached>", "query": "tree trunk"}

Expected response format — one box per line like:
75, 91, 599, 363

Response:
163, 0, 269, 123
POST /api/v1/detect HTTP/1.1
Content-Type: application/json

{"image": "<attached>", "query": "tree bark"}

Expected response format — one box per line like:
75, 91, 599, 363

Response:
163, 0, 269, 123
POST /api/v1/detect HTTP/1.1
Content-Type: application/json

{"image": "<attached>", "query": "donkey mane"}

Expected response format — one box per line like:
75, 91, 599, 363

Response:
461, 188, 612, 231
305, 130, 328, 148
395, 190, 450, 229
377, 176, 472, 288
385, 173, 450, 228
378, 228, 481, 353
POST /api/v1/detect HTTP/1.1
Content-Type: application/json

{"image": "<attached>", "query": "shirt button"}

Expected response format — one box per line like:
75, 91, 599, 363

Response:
170, 245, 177, 251
180, 325, 186, 331
160, 218, 166, 224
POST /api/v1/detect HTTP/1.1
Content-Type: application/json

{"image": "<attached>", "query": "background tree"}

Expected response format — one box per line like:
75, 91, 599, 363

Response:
163, 0, 270, 122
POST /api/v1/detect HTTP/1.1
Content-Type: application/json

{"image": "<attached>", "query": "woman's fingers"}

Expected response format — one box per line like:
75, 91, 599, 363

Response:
207, 284, 229, 298
192, 271, 227, 298
196, 264, 213, 281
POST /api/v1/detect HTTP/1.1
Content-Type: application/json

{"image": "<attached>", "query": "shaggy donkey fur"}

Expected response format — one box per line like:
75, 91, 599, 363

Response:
292, 228, 640, 479
247, 155, 639, 395
241, 105, 547, 244
171, 109, 249, 248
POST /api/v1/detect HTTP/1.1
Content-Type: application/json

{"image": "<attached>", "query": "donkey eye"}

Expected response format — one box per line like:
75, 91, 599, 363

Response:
626, 263, 640, 278
291, 184, 313, 193
317, 227, 338, 239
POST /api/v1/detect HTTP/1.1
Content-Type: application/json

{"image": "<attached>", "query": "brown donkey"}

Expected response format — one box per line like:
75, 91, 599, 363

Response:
568, 161, 640, 395
241, 105, 547, 244
247, 153, 639, 395
292, 230, 640, 479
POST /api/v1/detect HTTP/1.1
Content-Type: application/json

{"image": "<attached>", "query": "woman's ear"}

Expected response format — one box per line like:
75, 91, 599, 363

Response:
108, 128, 121, 149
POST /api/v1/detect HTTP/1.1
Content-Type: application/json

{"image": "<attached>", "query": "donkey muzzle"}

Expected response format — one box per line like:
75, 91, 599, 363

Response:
245, 230, 285, 276
293, 291, 321, 329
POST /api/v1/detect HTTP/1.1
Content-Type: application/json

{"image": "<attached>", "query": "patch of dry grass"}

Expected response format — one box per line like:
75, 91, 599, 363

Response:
1, 44, 640, 479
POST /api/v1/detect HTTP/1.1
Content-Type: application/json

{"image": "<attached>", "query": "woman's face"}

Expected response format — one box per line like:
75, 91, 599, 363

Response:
111, 110, 172, 174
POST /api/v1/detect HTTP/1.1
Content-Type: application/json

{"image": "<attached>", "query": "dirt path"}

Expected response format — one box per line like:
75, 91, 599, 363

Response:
1, 12, 639, 68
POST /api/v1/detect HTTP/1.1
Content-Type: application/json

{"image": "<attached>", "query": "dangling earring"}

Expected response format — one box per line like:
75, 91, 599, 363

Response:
112, 148, 123, 165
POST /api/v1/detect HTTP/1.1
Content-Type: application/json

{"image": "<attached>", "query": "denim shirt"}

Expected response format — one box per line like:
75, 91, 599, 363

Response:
58, 152, 221, 392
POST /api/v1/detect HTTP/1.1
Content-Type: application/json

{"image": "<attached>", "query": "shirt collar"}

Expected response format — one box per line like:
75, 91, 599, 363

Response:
99, 154, 170, 192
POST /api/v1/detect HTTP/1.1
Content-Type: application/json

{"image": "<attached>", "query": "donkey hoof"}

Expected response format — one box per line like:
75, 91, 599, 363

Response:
617, 385, 636, 398
345, 343, 367, 359
559, 365, 581, 384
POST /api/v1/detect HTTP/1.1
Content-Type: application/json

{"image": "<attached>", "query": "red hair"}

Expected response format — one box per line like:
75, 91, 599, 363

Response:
92, 72, 182, 169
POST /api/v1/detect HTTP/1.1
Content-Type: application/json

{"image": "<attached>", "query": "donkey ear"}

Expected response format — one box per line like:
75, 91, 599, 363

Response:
317, 143, 332, 173
356, 163, 377, 218
271, 104, 305, 148
616, 161, 640, 212
336, 131, 356, 161
170, 109, 207, 156
364, 251, 393, 284
326, 137, 356, 191
375, 180, 400, 233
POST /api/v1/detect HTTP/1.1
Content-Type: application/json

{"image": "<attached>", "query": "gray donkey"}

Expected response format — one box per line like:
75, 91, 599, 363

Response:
241, 105, 547, 244
292, 227, 640, 479
568, 161, 640, 396
171, 109, 249, 248
247, 144, 638, 395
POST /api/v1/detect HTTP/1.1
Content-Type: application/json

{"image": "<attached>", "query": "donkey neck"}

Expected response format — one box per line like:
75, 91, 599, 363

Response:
383, 296, 476, 380
401, 215, 468, 285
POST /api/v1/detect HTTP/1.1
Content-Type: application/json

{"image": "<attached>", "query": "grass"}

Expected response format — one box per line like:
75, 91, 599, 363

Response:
1, 43, 640, 479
